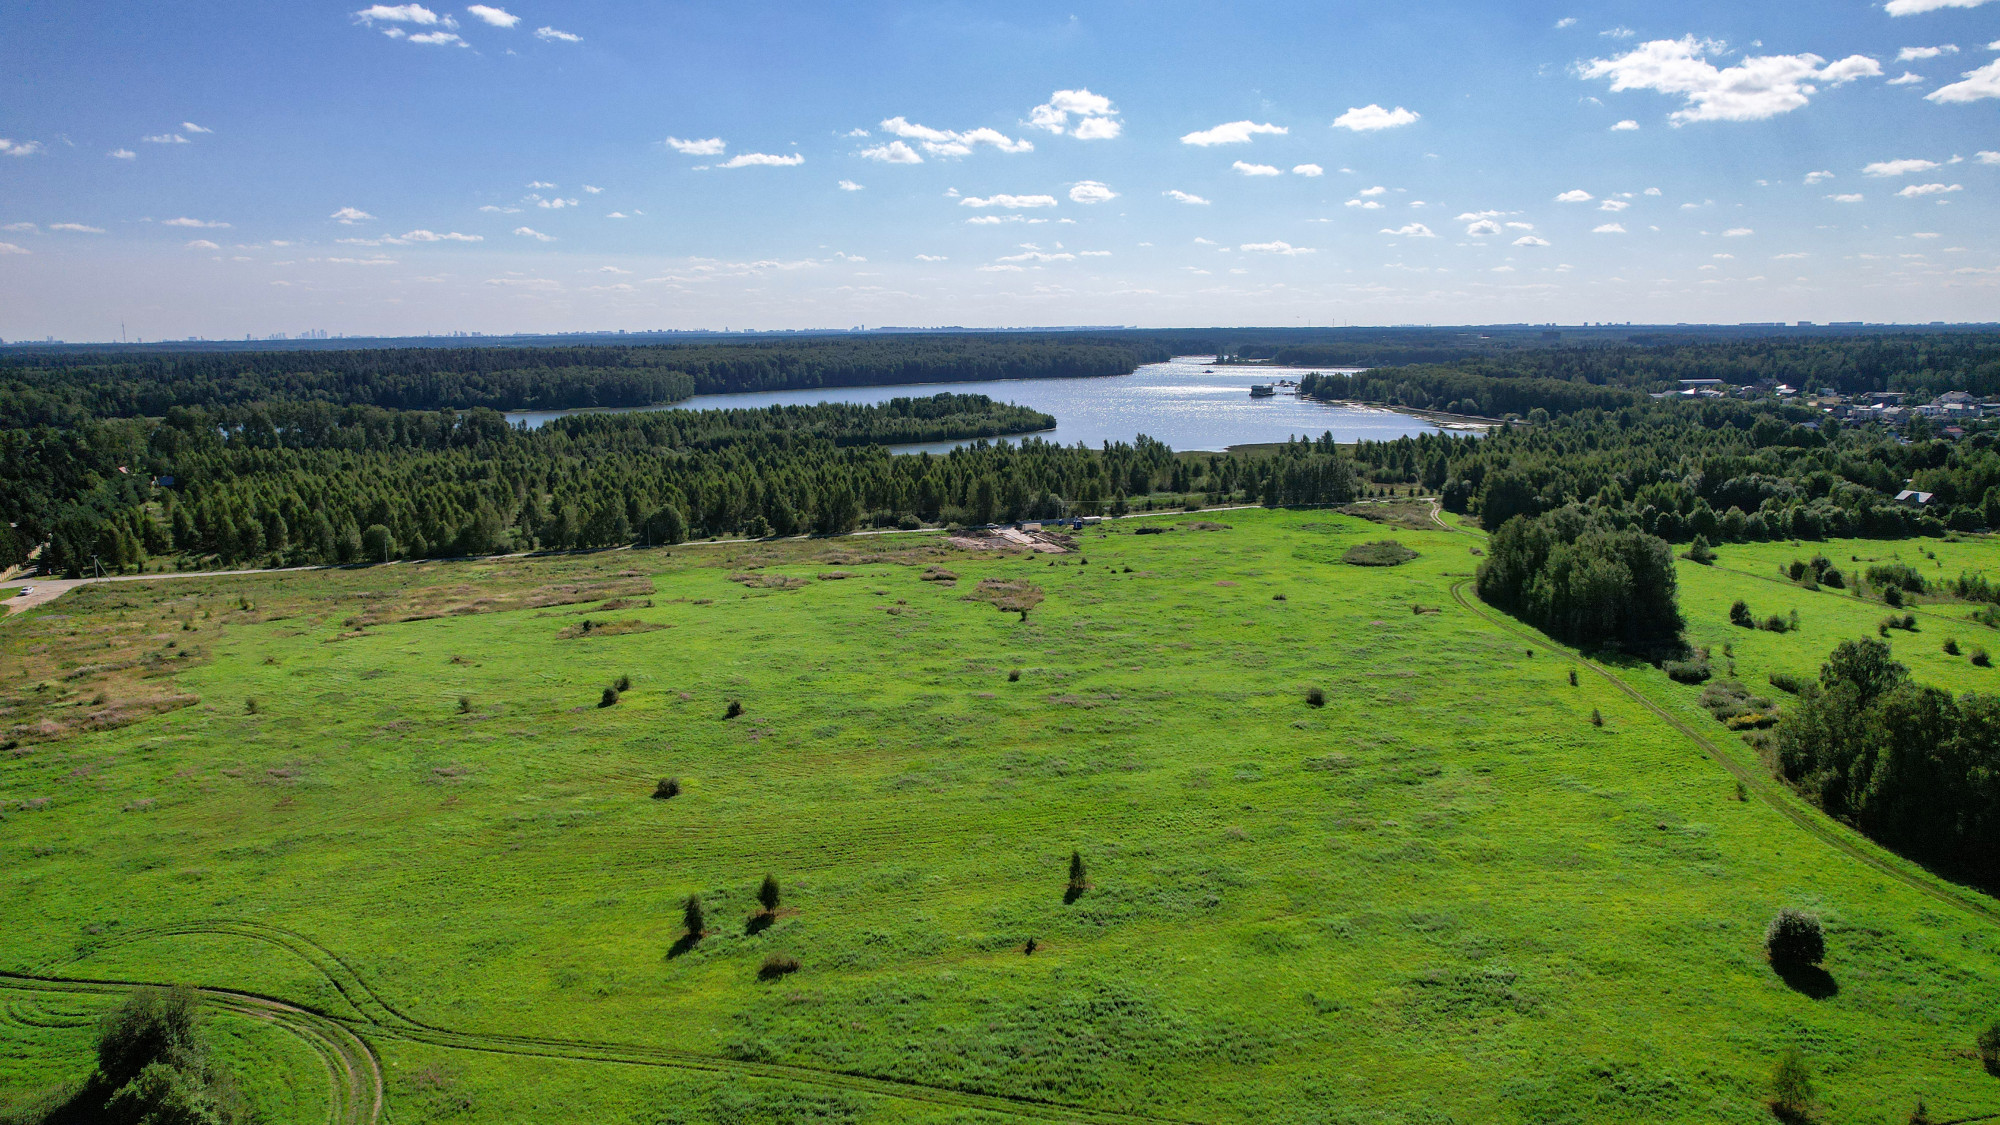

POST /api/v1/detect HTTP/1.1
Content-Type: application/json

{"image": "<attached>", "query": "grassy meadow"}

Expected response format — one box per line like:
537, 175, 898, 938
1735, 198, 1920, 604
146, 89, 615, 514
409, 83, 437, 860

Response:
3, 509, 1998, 1124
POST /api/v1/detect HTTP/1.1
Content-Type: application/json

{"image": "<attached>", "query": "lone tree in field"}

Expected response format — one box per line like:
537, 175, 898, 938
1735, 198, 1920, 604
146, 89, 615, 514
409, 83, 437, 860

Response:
683, 894, 705, 941
1770, 1048, 1815, 1122
757, 875, 781, 917
1068, 850, 1087, 893
1765, 909, 1826, 968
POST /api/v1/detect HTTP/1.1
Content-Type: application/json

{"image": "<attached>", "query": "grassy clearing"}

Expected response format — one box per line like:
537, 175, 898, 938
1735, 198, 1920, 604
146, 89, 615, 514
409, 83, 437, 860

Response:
2, 512, 1998, 1124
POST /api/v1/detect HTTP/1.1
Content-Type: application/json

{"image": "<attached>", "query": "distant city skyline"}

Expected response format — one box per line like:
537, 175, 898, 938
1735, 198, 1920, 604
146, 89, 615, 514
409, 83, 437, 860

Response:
3, 0, 1998, 339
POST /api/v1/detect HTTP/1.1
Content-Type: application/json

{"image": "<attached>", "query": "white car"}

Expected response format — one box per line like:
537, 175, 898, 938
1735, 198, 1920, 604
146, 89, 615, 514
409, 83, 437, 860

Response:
13, 586, 31, 597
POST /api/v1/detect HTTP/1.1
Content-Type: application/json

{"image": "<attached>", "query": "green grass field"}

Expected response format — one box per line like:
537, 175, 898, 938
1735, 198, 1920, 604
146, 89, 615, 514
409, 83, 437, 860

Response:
3, 510, 1998, 1124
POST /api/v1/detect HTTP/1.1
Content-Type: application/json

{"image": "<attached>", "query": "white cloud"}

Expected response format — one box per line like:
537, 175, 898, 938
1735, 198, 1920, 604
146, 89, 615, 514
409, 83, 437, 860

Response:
513, 226, 555, 241
48, 223, 105, 233
914, 254, 947, 261
1028, 89, 1121, 138
1899, 45, 1959, 60
859, 140, 922, 164
400, 229, 482, 241
1886, 0, 1995, 14
666, 136, 726, 156
960, 193, 1057, 209
1507, 221, 1536, 229
466, 4, 517, 27
1240, 240, 1316, 254
1232, 161, 1282, 176
1378, 223, 1436, 237
0, 242, 27, 254
163, 217, 229, 228
184, 239, 221, 250
1333, 104, 1420, 131
1556, 189, 1594, 202
478, 204, 521, 213
526, 180, 556, 188
1644, 187, 1662, 195
718, 152, 804, 168
534, 196, 579, 208
1456, 210, 1500, 220
107, 148, 136, 160
880, 117, 1033, 156
330, 206, 374, 224
535, 26, 581, 42
1580, 37, 1882, 124
1864, 157, 1941, 175
1068, 180, 1118, 203
1979, 150, 2000, 163
1180, 120, 1287, 146
1164, 189, 1210, 205
1466, 219, 1503, 235
0, 138, 44, 157
605, 211, 632, 218
582, 185, 602, 194
1593, 222, 1627, 233
1080, 250, 1111, 257
1928, 59, 2000, 102
1599, 199, 1630, 211
997, 250, 1075, 263
1898, 181, 1962, 195
354, 4, 447, 25
1358, 185, 1387, 196
1602, 26, 1636, 39
1611, 119, 1640, 130
1828, 193, 1865, 202
1912, 231, 1943, 237
1723, 227, 1753, 235
1889, 71, 1927, 84
837, 179, 864, 191
1345, 199, 1385, 209
1774, 252, 1809, 259
181, 122, 211, 134
406, 31, 466, 46
1513, 235, 1552, 246
1803, 170, 1835, 183
1, 222, 34, 232
142, 133, 189, 144
1557, 17, 1578, 28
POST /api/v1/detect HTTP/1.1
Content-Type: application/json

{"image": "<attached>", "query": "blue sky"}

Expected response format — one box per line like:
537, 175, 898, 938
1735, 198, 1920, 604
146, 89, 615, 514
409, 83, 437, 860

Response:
2, 0, 1997, 339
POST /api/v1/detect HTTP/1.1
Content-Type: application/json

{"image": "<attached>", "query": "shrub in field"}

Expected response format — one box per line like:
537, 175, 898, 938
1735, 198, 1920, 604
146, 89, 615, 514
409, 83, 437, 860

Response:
1770, 1049, 1815, 1122
653, 777, 680, 800
1665, 659, 1712, 684
1730, 600, 1754, 628
614, 674, 632, 693
683, 895, 705, 941
1765, 909, 1826, 968
60, 985, 253, 1125
1763, 614, 1791, 634
1568, 669, 1578, 687
1067, 850, 1088, 897
458, 695, 472, 714
1973, 648, 1992, 668
1685, 536, 1716, 564
1008, 668, 1021, 682
1591, 708, 1603, 727
1944, 638, 1961, 656
758, 954, 800, 980
725, 700, 743, 719
1819, 567, 1844, 589
1306, 686, 1326, 708
599, 687, 620, 708
757, 875, 781, 917
1885, 585, 1905, 608
1978, 1019, 2000, 1075
1768, 671, 1811, 695
244, 698, 259, 714
1342, 540, 1419, 566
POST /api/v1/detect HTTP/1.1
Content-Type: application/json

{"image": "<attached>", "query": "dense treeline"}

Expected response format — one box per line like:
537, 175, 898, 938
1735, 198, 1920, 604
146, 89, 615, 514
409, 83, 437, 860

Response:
1776, 638, 1998, 889
1474, 506, 1685, 651
1298, 367, 1642, 417
1338, 400, 1999, 540
0, 336, 1158, 424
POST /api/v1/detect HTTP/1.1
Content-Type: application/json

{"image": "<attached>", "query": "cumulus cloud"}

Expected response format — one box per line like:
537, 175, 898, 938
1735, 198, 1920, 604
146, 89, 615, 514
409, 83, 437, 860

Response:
1828, 192, 1865, 201
534, 196, 579, 207
1889, 71, 1927, 84
0, 138, 44, 157
535, 26, 581, 42
1864, 158, 1941, 175
1379, 223, 1436, 237
914, 254, 947, 261
1600, 199, 1630, 211
859, 140, 922, 163
1928, 59, 2000, 102
1556, 189, 1595, 202
466, 4, 517, 26
400, 229, 482, 241
1068, 180, 1118, 203
513, 226, 556, 241
1803, 170, 1835, 183
582, 185, 602, 194
1897, 181, 1962, 195
838, 179, 864, 191
108, 148, 136, 160
880, 117, 1033, 157
163, 217, 229, 228
1886, 0, 1996, 14
0, 242, 27, 254
404, 31, 467, 45
1979, 150, 2000, 163
1580, 36, 1882, 124
184, 239, 221, 250
1233, 161, 1282, 176
1556, 17, 1578, 27
354, 4, 448, 25
1593, 223, 1626, 233
1180, 120, 1287, 146
960, 193, 1057, 209
1466, 219, 1503, 235
1240, 240, 1315, 254
665, 136, 726, 155
330, 207, 375, 224
1611, 119, 1640, 130
1028, 89, 1121, 139
1899, 45, 1959, 60
1346, 199, 1385, 209
1513, 234, 1552, 246
143, 133, 189, 144
1332, 104, 1420, 131
718, 152, 804, 168
1164, 189, 1210, 205
1293, 163, 1324, 176
48, 223, 105, 233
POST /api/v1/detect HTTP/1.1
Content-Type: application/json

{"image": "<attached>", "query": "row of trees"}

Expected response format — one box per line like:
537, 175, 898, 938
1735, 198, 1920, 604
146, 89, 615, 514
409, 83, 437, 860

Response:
1775, 639, 1999, 889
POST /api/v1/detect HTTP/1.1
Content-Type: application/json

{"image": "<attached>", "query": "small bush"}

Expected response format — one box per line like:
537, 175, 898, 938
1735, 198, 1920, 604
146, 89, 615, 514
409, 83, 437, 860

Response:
1342, 540, 1419, 567
599, 687, 620, 708
1730, 600, 1754, 628
1944, 638, 1961, 655
1305, 686, 1326, 708
1820, 567, 1845, 589
1974, 648, 1992, 667
1591, 708, 1603, 727
457, 695, 472, 714
1685, 536, 1716, 564
757, 875, 781, 916
1768, 671, 1811, 695
758, 954, 800, 980
244, 698, 259, 714
1134, 526, 1168, 535
683, 895, 705, 940
1762, 614, 1790, 634
1977, 1019, 2000, 1075
614, 674, 633, 693
1771, 1049, 1815, 1122
1664, 659, 1712, 684
1765, 908, 1826, 967
652, 777, 680, 800
1885, 585, 1905, 608
1008, 668, 1021, 682
1568, 668, 1578, 687
724, 700, 743, 719
1067, 849, 1088, 892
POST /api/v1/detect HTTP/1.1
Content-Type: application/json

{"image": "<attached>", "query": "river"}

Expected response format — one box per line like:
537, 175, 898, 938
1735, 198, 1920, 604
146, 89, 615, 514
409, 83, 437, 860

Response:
504, 356, 1453, 452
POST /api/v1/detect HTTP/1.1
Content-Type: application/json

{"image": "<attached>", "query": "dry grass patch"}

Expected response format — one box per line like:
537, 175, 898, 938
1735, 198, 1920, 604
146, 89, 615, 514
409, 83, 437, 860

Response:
963, 578, 1043, 613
